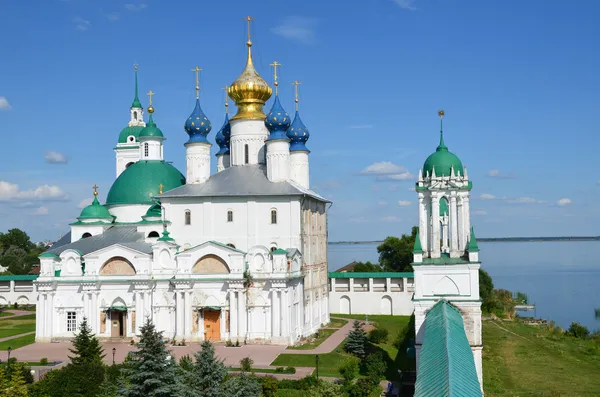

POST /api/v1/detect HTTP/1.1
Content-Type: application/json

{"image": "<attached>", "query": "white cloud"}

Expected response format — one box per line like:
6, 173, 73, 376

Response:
486, 169, 516, 179
124, 3, 147, 11
349, 217, 369, 224
347, 125, 373, 129
73, 16, 91, 31
479, 193, 496, 200
507, 197, 545, 204
44, 151, 68, 164
397, 200, 412, 206
556, 198, 572, 206
271, 16, 318, 44
33, 206, 49, 215
472, 210, 487, 215
105, 12, 120, 21
392, 0, 417, 11
378, 201, 388, 206
360, 162, 415, 181
0, 181, 69, 202
377, 173, 414, 181
78, 198, 93, 209
380, 216, 401, 223
0, 97, 11, 110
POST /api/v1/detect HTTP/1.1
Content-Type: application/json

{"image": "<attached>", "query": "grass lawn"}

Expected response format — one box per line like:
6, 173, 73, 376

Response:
275, 390, 305, 397
227, 367, 294, 374
287, 328, 336, 350
0, 333, 35, 350
272, 314, 414, 379
326, 318, 348, 329
0, 312, 14, 318
483, 319, 600, 397
0, 314, 36, 338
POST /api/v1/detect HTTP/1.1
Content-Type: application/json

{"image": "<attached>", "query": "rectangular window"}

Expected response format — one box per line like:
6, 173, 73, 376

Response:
227, 210, 233, 223
67, 311, 77, 332
271, 209, 277, 224
185, 210, 191, 225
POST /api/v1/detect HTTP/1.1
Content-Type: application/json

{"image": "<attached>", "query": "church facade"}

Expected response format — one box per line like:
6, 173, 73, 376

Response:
34, 25, 330, 345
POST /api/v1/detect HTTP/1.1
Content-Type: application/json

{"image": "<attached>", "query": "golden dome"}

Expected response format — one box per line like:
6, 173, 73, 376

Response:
228, 41, 272, 121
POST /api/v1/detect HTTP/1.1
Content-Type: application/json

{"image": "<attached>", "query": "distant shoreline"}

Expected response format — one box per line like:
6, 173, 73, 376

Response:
329, 236, 600, 245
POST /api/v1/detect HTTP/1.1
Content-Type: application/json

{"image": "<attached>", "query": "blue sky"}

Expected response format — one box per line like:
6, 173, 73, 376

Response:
0, 0, 598, 242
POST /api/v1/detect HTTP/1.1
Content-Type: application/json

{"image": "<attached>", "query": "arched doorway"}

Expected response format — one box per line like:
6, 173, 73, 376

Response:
82, 232, 92, 238
380, 296, 392, 315
148, 231, 160, 238
340, 296, 351, 315
107, 298, 128, 338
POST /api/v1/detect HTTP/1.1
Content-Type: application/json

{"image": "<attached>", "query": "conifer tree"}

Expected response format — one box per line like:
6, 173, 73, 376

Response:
180, 341, 227, 397
118, 318, 182, 397
344, 320, 368, 359
0, 366, 9, 397
8, 364, 28, 397
69, 317, 105, 365
221, 372, 262, 397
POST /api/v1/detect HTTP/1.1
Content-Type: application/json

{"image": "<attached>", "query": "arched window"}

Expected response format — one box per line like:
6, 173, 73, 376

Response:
227, 243, 236, 249
227, 210, 233, 222
125, 162, 134, 168
270, 246, 276, 253
271, 209, 277, 224
133, 111, 138, 120
81, 232, 92, 239
184, 210, 191, 225
148, 231, 160, 238
244, 144, 249, 164
144, 142, 149, 157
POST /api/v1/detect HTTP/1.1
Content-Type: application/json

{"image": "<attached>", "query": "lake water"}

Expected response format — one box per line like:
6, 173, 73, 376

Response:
327, 241, 600, 331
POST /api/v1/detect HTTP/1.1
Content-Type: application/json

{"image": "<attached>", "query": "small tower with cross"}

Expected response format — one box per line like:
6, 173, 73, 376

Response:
264, 60, 291, 182
287, 80, 311, 189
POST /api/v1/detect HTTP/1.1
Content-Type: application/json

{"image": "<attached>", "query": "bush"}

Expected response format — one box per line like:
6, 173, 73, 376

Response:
363, 352, 387, 381
40, 357, 49, 366
285, 366, 296, 374
261, 375, 279, 397
567, 322, 590, 339
344, 377, 378, 397
368, 328, 389, 344
235, 339, 240, 347
226, 340, 233, 347
240, 357, 253, 372
338, 357, 360, 382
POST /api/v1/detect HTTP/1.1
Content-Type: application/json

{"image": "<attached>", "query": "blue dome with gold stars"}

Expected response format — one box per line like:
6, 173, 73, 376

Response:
215, 114, 231, 156
287, 111, 310, 152
265, 96, 291, 141
184, 99, 212, 144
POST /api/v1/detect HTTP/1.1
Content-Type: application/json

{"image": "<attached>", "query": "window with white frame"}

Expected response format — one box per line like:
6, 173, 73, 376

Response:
227, 210, 233, 223
67, 311, 77, 332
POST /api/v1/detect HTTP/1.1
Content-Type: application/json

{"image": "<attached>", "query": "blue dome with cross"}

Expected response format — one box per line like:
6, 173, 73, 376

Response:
215, 114, 231, 156
265, 96, 291, 141
184, 99, 212, 144
287, 111, 310, 152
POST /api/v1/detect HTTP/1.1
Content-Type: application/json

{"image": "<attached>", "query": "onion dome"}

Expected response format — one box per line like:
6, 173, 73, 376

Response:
215, 114, 231, 156
139, 112, 164, 140
78, 189, 114, 221
423, 111, 463, 177
287, 111, 310, 152
265, 96, 291, 141
106, 160, 185, 205
184, 99, 212, 144
228, 40, 272, 121
144, 203, 162, 219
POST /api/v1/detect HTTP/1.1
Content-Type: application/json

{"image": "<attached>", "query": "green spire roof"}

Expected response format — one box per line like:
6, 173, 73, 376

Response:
132, 68, 142, 109
413, 228, 424, 254
468, 227, 479, 252
423, 116, 464, 178
157, 229, 174, 242
78, 195, 114, 220
139, 113, 164, 139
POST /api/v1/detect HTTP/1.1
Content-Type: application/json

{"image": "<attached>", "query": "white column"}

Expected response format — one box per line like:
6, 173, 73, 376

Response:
48, 293, 54, 339
185, 142, 212, 184
418, 194, 428, 256
457, 197, 465, 251
186, 290, 193, 338
272, 289, 280, 338
281, 289, 288, 339
176, 291, 183, 338
238, 290, 246, 340
463, 196, 471, 246
431, 195, 441, 257
450, 194, 459, 257
83, 292, 89, 326
91, 292, 98, 334
442, 221, 449, 252
230, 290, 238, 340
37, 293, 45, 339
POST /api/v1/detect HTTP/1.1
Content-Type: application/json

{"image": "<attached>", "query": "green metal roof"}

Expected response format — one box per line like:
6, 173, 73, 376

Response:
413, 254, 474, 266
144, 203, 162, 218
157, 230, 175, 242
78, 196, 115, 220
106, 160, 185, 205
39, 252, 59, 259
118, 125, 145, 144
0, 275, 38, 281
132, 69, 142, 109
414, 300, 482, 397
423, 127, 464, 178
328, 271, 414, 279
272, 248, 288, 255
138, 114, 164, 139
468, 227, 479, 252
413, 228, 424, 254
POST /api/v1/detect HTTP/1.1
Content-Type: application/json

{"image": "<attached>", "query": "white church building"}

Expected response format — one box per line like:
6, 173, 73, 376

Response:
34, 27, 330, 345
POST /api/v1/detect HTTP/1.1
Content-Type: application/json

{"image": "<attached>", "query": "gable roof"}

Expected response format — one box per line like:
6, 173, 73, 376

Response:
158, 164, 329, 203
43, 226, 152, 257
414, 300, 482, 397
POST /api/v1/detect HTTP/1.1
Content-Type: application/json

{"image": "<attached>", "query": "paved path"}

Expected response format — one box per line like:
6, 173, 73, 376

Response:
283, 317, 354, 355
0, 310, 35, 318
0, 331, 35, 343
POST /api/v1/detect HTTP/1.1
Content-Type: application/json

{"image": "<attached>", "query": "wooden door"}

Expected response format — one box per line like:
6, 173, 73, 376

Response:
204, 310, 221, 341
111, 311, 122, 337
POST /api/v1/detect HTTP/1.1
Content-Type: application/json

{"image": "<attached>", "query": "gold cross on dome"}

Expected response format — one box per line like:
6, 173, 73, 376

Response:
147, 90, 154, 106
221, 85, 229, 113
270, 61, 282, 95
92, 184, 99, 196
245, 16, 254, 42
292, 80, 301, 111
158, 184, 164, 194
192, 66, 203, 98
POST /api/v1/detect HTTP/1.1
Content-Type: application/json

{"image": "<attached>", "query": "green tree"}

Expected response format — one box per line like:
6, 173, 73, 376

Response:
261, 376, 278, 397
69, 317, 105, 365
377, 226, 418, 272
0, 229, 31, 252
352, 261, 384, 272
222, 373, 262, 397
363, 352, 387, 382
180, 341, 227, 397
0, 366, 9, 397
8, 364, 28, 397
118, 318, 182, 397
479, 269, 494, 312
338, 357, 359, 382
344, 321, 368, 359
0, 246, 29, 275
309, 379, 344, 397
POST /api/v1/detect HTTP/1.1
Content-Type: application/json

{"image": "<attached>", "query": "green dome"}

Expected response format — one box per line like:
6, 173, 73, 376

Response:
118, 125, 145, 144
144, 203, 162, 218
139, 114, 164, 139
78, 196, 114, 220
106, 160, 185, 205
423, 132, 464, 177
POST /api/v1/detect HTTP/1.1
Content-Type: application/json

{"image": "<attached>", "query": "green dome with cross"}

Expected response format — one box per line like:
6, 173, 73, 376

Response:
422, 111, 464, 177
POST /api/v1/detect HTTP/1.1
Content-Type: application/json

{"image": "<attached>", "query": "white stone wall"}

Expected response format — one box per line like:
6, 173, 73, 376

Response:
185, 142, 211, 184
216, 154, 230, 172
229, 119, 268, 166
266, 140, 290, 182
0, 280, 36, 307
289, 151, 309, 189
